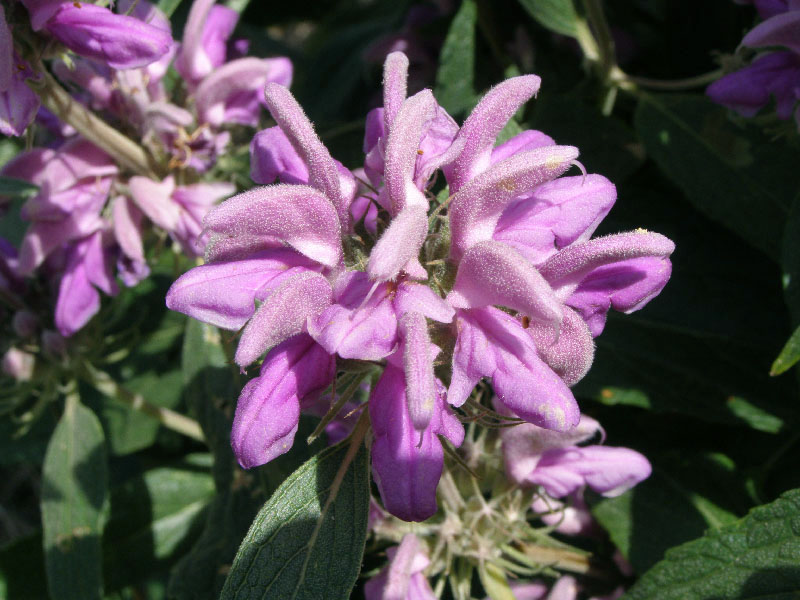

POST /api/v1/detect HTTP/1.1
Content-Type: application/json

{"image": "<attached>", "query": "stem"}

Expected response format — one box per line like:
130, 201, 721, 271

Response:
81, 362, 205, 442
583, 0, 616, 80
505, 543, 610, 579
614, 68, 724, 91
29, 69, 160, 179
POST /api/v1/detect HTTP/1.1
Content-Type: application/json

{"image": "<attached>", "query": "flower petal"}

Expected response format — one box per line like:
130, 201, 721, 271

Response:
449, 307, 579, 431
166, 248, 320, 330
234, 271, 333, 367
250, 126, 309, 185
448, 145, 580, 262
264, 82, 350, 224
231, 334, 334, 468
367, 204, 428, 282
494, 174, 617, 265
400, 312, 437, 431
447, 240, 562, 332
382, 51, 409, 131
446, 75, 542, 192
204, 183, 343, 268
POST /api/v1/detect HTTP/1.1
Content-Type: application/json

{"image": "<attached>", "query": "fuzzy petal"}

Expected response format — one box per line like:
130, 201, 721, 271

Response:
231, 334, 335, 468
490, 129, 555, 164
234, 271, 333, 367
446, 75, 542, 192
743, 10, 800, 52
449, 307, 579, 431
384, 90, 436, 214
250, 126, 309, 185
447, 240, 562, 332
370, 366, 463, 521
527, 445, 652, 498
308, 272, 398, 360
195, 57, 293, 127
204, 184, 343, 268
264, 82, 349, 223
400, 312, 437, 431
494, 174, 617, 265
166, 248, 320, 330
367, 204, 428, 282
383, 51, 409, 131
44, 3, 173, 69
528, 306, 594, 387
449, 145, 580, 262
394, 281, 455, 323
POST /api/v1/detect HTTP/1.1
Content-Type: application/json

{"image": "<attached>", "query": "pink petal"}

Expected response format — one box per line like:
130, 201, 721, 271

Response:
367, 204, 428, 282
448, 145, 580, 262
234, 271, 333, 367
204, 183, 343, 268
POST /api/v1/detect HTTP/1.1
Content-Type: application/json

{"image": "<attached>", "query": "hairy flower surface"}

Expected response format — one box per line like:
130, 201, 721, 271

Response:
167, 50, 674, 522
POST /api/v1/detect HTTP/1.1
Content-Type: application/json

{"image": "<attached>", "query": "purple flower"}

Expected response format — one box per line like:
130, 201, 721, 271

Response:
167, 50, 672, 523
22, 0, 174, 69
707, 1, 800, 125
500, 412, 651, 497
0, 6, 40, 137
364, 534, 436, 600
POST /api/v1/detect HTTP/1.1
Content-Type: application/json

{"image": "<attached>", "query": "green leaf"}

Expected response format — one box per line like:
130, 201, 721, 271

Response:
517, 0, 580, 37
623, 488, 800, 599
0, 175, 38, 198
635, 94, 800, 260
434, 0, 477, 117
725, 396, 784, 434
41, 397, 109, 600
156, 0, 183, 16
220, 440, 371, 600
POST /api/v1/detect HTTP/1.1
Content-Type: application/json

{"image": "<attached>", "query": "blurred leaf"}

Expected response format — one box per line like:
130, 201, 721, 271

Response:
104, 454, 215, 591
725, 397, 783, 434
635, 94, 800, 260
225, 0, 251, 13
623, 488, 800, 599
434, 0, 477, 117
41, 397, 109, 600
517, 0, 580, 37
782, 194, 800, 323
0, 176, 38, 199
220, 441, 370, 600
156, 0, 182, 16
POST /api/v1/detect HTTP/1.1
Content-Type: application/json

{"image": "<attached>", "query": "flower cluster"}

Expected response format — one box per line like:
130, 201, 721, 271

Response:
707, 0, 800, 127
167, 51, 674, 522
0, 0, 290, 341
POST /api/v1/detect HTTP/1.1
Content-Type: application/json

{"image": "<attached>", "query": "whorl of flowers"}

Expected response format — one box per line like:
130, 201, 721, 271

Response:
707, 0, 800, 127
167, 51, 675, 522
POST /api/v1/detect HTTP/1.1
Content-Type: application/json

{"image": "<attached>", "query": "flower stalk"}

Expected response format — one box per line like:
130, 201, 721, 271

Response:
28, 68, 160, 178
80, 362, 205, 442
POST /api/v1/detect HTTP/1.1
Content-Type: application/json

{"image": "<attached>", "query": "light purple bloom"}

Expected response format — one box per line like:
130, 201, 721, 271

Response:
0, 6, 40, 137
22, 0, 174, 69
2, 347, 35, 381
707, 1, 800, 124
128, 175, 234, 257
364, 534, 436, 600
500, 411, 651, 499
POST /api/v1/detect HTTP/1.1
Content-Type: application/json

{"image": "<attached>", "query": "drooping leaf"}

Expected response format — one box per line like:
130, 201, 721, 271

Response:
40, 397, 109, 600
623, 488, 800, 599
517, 0, 580, 37
220, 440, 371, 600
635, 94, 800, 260
434, 0, 477, 117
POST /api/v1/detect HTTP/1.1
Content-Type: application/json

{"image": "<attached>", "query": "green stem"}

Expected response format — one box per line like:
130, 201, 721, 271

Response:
80, 362, 204, 442
613, 68, 724, 91
29, 69, 160, 178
